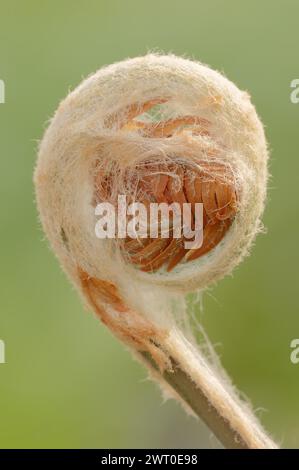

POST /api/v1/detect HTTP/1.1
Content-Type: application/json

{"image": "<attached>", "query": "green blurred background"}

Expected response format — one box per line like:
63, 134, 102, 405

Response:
0, 0, 298, 448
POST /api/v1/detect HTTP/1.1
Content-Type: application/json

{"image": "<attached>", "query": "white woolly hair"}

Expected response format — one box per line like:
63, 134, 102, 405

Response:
34, 55, 277, 449
35, 53, 268, 333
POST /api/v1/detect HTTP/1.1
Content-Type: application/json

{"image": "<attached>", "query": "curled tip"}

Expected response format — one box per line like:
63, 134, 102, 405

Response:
35, 54, 273, 450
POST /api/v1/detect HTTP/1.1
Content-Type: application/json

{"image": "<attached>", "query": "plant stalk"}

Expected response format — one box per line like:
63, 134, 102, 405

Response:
140, 331, 277, 449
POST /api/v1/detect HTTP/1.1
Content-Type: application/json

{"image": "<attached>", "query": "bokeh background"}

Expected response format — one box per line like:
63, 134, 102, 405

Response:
0, 0, 298, 448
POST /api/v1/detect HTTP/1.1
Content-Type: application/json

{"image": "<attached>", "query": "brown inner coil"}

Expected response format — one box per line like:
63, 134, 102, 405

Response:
95, 100, 238, 272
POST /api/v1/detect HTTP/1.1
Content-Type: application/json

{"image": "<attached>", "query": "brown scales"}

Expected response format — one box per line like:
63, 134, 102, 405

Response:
96, 99, 238, 273
78, 268, 171, 371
